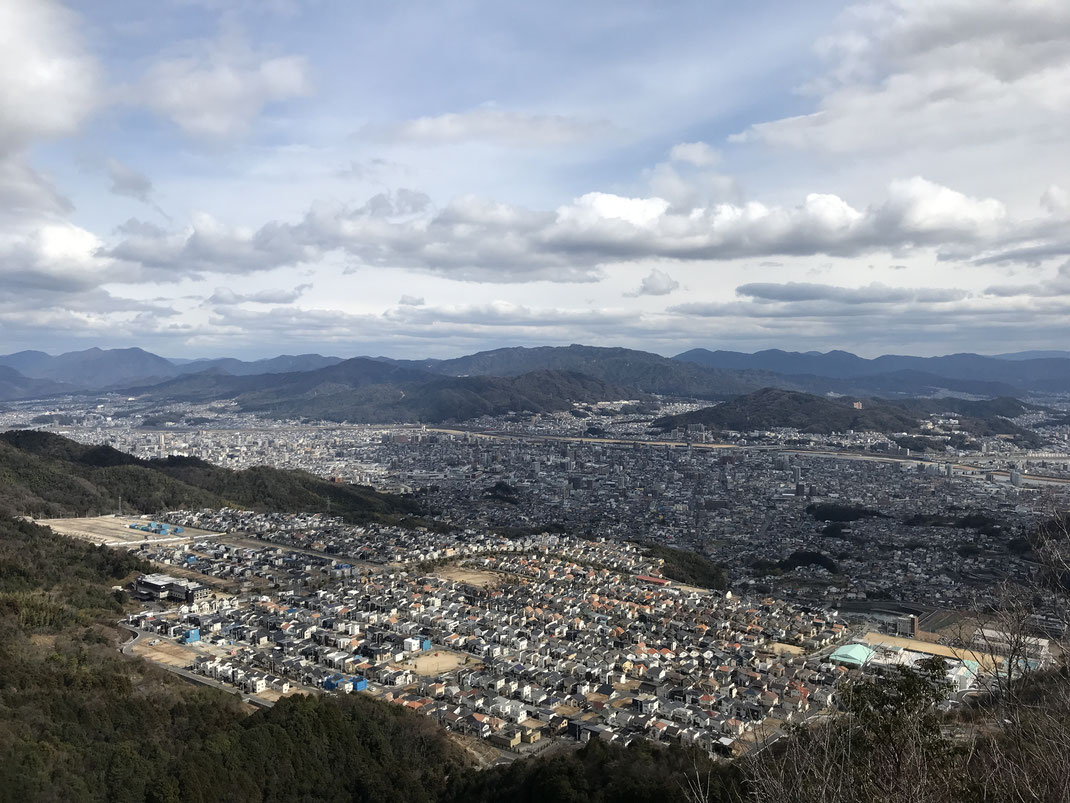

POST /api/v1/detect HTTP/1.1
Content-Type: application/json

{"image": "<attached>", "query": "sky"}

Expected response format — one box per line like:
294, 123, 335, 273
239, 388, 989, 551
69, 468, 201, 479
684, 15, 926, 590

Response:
2, 0, 1069, 360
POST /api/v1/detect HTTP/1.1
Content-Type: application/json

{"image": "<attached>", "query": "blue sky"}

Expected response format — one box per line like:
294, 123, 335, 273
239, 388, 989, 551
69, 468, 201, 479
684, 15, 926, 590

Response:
3, 0, 1070, 359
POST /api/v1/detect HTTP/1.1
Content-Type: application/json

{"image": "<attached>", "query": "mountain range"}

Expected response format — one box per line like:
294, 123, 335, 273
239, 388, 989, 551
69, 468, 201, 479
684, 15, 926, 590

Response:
652, 388, 1041, 445
674, 348, 1070, 393
1, 344, 1069, 426
0, 347, 343, 391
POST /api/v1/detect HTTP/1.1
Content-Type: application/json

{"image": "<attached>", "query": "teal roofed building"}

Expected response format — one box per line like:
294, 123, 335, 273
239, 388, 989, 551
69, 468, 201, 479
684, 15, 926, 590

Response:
830, 643, 875, 668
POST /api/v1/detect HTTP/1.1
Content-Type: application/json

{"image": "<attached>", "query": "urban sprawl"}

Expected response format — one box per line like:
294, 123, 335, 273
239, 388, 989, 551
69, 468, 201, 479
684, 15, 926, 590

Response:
7, 394, 1067, 760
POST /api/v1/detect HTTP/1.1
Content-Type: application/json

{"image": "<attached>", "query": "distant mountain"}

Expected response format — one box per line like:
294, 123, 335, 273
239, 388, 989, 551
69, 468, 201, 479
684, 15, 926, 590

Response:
125, 357, 632, 423
174, 353, 344, 376
784, 369, 1022, 399
384, 344, 762, 399
0, 429, 421, 522
0, 348, 346, 394
239, 369, 636, 423
992, 350, 1070, 361
674, 348, 1070, 392
0, 366, 74, 402
652, 387, 1040, 444
0, 347, 177, 388
130, 356, 433, 404
653, 388, 921, 434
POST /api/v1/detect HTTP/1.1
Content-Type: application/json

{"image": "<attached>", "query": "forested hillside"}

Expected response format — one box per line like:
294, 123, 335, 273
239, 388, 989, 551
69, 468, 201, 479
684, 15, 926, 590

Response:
0, 430, 421, 522
0, 492, 1068, 801
653, 388, 1039, 444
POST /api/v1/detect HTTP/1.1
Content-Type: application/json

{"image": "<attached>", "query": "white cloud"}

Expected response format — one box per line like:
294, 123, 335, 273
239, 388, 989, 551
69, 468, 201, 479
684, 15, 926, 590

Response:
1041, 185, 1069, 214
0, 0, 98, 155
101, 176, 1012, 284
0, 223, 122, 294
0, 157, 73, 222
626, 268, 680, 297
361, 108, 609, 147
732, 0, 1070, 154
669, 141, 720, 167
208, 284, 311, 304
101, 212, 315, 278
140, 34, 311, 138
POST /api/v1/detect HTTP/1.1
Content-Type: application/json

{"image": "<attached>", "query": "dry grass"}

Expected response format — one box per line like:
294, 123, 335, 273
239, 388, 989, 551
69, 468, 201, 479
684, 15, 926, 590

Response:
132, 639, 198, 668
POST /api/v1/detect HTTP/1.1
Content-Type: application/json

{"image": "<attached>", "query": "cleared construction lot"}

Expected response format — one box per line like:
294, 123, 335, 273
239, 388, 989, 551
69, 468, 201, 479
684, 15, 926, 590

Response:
401, 649, 473, 676
36, 515, 220, 546
432, 564, 502, 588
131, 638, 199, 668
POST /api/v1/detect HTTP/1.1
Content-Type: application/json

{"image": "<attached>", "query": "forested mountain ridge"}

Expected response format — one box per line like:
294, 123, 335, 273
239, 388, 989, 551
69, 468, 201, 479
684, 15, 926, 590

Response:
652, 387, 1041, 444
675, 347, 1070, 392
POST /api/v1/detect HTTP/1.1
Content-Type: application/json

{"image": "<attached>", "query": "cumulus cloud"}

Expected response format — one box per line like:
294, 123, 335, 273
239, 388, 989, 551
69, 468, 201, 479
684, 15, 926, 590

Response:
139, 34, 311, 138
100, 213, 316, 279
0, 223, 130, 296
101, 176, 1013, 284
360, 108, 609, 147
0, 0, 98, 155
398, 295, 424, 306
732, 0, 1070, 154
626, 269, 679, 297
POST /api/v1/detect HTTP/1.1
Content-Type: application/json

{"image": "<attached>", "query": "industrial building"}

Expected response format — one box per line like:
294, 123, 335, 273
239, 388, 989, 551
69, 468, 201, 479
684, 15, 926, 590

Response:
133, 573, 209, 604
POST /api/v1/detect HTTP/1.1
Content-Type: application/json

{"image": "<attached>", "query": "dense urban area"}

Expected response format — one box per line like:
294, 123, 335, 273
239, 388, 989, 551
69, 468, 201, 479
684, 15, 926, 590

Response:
3, 384, 1067, 769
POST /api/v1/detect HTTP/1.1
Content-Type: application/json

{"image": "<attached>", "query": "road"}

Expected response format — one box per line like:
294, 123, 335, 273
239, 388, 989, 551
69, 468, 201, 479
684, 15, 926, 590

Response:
119, 624, 275, 708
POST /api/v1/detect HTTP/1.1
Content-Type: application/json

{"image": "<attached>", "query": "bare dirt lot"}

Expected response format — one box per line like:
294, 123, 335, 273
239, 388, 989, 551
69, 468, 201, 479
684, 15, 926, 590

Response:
132, 639, 199, 668
37, 515, 219, 546
433, 564, 502, 587
401, 649, 473, 675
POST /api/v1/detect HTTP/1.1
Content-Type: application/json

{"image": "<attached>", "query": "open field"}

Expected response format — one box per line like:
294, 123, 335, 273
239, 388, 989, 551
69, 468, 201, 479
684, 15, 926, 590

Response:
433, 564, 501, 587
401, 649, 472, 675
132, 639, 198, 668
769, 642, 805, 656
36, 515, 219, 546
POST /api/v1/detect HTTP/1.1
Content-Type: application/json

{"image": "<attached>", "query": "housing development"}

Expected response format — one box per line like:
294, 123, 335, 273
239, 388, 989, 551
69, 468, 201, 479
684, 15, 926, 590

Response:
19, 391, 1066, 762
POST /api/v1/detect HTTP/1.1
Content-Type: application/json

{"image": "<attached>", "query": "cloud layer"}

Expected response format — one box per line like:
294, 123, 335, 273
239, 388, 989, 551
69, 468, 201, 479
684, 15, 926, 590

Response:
0, 0, 1067, 359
